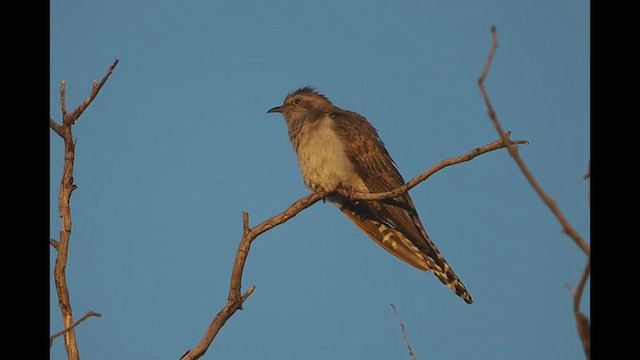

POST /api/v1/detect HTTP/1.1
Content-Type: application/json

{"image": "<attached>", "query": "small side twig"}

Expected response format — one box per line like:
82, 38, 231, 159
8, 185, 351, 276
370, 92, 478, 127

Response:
181, 135, 523, 359
50, 117, 63, 137
66, 59, 119, 123
50, 311, 102, 348
180, 193, 326, 360
477, 26, 589, 257
391, 304, 418, 360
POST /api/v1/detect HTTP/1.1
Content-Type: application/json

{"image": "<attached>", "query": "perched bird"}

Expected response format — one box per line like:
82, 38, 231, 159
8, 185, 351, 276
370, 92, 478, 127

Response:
267, 86, 472, 304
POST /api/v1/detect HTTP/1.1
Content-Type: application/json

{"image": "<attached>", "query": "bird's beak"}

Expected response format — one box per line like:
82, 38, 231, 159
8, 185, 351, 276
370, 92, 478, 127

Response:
267, 105, 283, 113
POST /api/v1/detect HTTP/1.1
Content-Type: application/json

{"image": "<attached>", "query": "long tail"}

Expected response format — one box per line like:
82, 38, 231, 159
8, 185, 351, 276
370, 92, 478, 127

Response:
338, 204, 473, 304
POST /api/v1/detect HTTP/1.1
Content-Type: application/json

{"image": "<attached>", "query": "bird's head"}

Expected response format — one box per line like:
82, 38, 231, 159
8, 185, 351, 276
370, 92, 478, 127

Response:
267, 86, 333, 124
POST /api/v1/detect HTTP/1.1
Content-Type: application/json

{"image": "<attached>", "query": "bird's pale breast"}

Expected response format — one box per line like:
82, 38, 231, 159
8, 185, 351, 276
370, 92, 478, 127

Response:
295, 117, 366, 193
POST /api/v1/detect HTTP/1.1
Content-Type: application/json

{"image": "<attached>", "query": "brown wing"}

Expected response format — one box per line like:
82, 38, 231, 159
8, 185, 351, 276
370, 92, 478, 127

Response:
330, 109, 442, 261
330, 109, 473, 304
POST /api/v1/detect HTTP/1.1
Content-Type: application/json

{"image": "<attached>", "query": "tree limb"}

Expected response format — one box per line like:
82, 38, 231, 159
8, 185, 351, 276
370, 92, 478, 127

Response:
62, 59, 120, 124
477, 26, 589, 257
336, 134, 527, 201
180, 193, 326, 359
181, 135, 524, 359
50, 59, 118, 359
478, 26, 590, 358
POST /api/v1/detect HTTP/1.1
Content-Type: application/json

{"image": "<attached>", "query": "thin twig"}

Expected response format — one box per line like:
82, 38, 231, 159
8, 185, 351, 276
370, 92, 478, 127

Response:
181, 135, 522, 359
391, 304, 418, 360
51, 59, 119, 360
50, 239, 60, 250
477, 26, 589, 257
180, 193, 326, 360
338, 135, 527, 201
50, 311, 102, 347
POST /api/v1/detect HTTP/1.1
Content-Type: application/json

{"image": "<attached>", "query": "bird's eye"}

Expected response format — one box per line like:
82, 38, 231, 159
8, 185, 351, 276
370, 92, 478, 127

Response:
293, 98, 303, 105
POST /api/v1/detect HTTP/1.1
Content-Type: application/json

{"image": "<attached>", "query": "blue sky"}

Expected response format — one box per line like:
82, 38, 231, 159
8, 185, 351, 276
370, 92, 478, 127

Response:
50, 1, 590, 359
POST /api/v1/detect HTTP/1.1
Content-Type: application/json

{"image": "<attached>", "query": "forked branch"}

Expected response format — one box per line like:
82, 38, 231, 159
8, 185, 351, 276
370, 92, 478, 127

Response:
181, 135, 526, 359
478, 26, 589, 359
50, 59, 119, 359
477, 27, 589, 257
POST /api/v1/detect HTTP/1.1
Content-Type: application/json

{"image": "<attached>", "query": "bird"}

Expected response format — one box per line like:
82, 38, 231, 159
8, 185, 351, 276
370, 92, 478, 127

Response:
267, 86, 473, 304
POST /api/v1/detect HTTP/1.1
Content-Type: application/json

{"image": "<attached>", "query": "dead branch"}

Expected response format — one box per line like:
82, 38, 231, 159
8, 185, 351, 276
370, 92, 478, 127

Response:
391, 304, 418, 360
50, 59, 118, 359
50, 311, 102, 347
478, 26, 590, 358
181, 135, 524, 359
50, 117, 63, 137
477, 27, 589, 257
180, 193, 326, 359
337, 134, 527, 201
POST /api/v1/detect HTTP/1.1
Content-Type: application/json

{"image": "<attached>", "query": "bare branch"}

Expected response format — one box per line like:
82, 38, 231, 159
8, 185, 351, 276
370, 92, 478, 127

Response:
182, 134, 521, 359
181, 193, 326, 359
338, 134, 527, 201
51, 60, 119, 360
477, 26, 589, 256
64, 59, 120, 125
50, 311, 102, 347
478, 26, 590, 359
391, 304, 418, 360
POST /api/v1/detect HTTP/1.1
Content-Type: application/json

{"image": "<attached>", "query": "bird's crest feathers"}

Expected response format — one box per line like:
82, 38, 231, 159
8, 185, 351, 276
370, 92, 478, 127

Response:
286, 86, 332, 104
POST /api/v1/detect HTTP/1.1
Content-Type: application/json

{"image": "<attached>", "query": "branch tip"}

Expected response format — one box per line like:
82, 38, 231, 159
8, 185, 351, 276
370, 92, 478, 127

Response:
60, 80, 67, 117
242, 212, 250, 233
